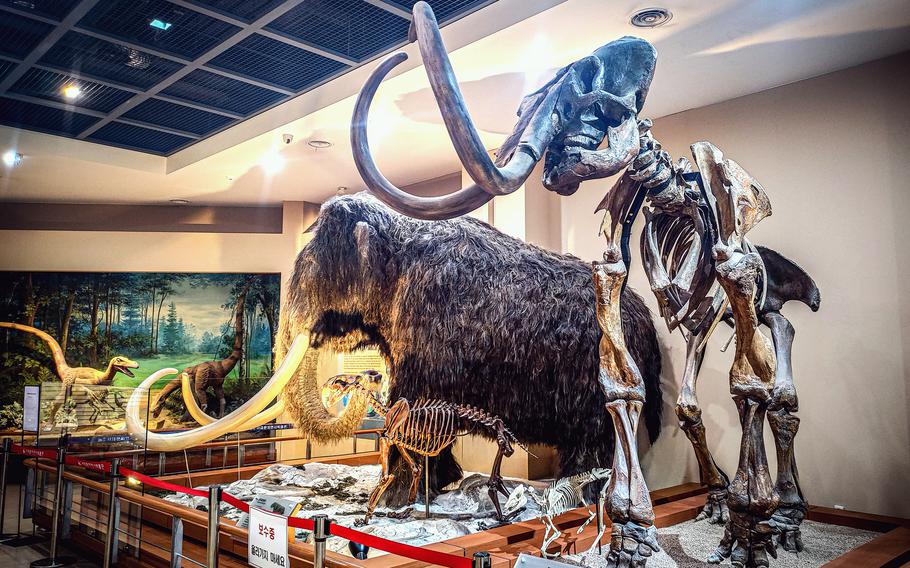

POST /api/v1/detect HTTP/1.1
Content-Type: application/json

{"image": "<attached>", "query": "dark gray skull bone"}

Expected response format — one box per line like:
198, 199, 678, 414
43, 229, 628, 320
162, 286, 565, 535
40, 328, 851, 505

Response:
540, 37, 657, 196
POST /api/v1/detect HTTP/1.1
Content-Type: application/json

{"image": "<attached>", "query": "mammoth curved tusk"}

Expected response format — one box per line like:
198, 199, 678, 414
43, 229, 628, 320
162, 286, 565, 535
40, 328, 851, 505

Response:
126, 334, 309, 451
409, 2, 542, 196
352, 53, 495, 220
180, 372, 286, 430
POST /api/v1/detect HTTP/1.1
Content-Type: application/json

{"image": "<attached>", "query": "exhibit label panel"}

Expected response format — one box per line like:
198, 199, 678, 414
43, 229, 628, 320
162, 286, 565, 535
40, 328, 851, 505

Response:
248, 507, 289, 568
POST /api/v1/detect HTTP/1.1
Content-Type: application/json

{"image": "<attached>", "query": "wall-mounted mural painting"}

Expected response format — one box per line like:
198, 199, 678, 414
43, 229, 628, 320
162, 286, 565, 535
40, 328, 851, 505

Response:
0, 272, 280, 433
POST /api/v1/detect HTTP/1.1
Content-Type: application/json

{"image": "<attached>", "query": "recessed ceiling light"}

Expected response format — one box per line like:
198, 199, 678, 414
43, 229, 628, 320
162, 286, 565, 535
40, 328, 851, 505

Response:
259, 151, 285, 174
149, 19, 172, 31
2, 150, 22, 168
169, 198, 190, 205
630, 7, 672, 28
307, 139, 332, 149
62, 85, 81, 99
337, 186, 347, 195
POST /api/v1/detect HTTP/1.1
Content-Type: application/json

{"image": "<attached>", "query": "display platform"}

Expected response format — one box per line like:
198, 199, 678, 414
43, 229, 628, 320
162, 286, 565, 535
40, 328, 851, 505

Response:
21, 444, 910, 568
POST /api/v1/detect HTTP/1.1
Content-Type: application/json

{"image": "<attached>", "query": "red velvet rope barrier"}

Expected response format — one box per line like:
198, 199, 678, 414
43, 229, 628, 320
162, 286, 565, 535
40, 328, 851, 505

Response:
221, 492, 250, 513
10, 443, 58, 460
5, 443, 473, 568
119, 467, 208, 498
331, 523, 473, 568
64, 455, 111, 474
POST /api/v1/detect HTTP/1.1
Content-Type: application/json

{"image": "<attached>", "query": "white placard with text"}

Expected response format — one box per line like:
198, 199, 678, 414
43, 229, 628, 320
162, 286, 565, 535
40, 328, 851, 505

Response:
248, 507, 289, 568
23, 385, 40, 432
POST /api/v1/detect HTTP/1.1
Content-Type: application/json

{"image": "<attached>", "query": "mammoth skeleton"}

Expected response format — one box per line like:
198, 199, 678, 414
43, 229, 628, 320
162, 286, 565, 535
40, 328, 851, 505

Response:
348, 3, 820, 567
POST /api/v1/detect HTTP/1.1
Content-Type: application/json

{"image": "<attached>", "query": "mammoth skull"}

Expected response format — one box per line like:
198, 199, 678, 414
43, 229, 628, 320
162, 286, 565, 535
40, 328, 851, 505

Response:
505, 38, 657, 196
351, 1, 657, 220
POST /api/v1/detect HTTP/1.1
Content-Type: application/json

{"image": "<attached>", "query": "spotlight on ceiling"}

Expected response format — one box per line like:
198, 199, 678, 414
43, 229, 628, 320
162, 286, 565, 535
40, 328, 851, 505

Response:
337, 186, 347, 195
62, 84, 81, 99
259, 151, 285, 175
2, 150, 22, 168
149, 19, 172, 31
307, 139, 332, 149
169, 198, 190, 205
630, 7, 672, 28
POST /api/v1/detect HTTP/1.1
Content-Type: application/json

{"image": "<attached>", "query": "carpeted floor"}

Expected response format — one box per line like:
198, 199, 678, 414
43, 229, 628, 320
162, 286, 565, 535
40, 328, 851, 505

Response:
569, 519, 878, 567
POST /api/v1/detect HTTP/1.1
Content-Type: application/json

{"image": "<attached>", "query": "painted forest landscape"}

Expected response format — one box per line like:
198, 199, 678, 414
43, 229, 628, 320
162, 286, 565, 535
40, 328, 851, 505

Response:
0, 271, 281, 429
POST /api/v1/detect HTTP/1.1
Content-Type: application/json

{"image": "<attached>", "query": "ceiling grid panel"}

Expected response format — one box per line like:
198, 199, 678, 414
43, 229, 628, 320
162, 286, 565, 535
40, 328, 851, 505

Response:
0, 0, 501, 154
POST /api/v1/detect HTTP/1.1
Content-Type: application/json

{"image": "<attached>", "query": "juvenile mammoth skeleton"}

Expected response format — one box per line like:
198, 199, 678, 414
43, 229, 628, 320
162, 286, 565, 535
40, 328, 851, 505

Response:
323, 373, 526, 525
351, 3, 819, 566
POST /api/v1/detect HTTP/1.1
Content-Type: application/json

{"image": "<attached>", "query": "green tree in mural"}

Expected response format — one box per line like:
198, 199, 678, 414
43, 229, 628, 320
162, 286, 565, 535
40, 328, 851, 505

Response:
161, 302, 181, 354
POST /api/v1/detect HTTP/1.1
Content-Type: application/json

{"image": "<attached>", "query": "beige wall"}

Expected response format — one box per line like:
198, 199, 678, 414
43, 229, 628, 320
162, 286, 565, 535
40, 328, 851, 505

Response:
0, 202, 318, 293
559, 52, 910, 517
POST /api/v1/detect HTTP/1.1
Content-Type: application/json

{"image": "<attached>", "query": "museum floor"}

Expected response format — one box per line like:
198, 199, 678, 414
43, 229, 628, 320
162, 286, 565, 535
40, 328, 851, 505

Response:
1, 484, 97, 567
570, 520, 878, 567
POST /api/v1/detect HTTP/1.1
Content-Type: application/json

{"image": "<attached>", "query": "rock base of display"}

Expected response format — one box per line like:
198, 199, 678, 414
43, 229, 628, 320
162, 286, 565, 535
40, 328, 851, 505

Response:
163, 462, 545, 557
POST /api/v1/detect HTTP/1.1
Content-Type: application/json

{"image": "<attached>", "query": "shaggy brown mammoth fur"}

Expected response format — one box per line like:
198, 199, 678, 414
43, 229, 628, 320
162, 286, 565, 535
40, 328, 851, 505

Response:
275, 193, 662, 504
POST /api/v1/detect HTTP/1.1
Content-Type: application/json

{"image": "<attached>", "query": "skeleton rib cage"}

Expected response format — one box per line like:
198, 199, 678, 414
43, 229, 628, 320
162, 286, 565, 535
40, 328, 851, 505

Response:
332, 378, 524, 456
385, 398, 523, 456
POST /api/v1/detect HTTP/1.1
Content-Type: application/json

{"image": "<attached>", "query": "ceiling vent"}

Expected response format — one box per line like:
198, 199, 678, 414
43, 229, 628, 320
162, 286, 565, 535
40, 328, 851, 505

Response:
630, 7, 673, 28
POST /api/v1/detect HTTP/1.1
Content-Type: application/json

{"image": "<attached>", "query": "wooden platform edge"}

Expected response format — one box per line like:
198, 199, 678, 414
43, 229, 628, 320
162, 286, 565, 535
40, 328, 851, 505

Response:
822, 526, 910, 568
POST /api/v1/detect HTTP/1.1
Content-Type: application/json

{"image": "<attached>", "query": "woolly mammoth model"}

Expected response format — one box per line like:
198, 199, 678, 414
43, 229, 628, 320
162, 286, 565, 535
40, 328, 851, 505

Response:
277, 192, 663, 504
126, 191, 663, 506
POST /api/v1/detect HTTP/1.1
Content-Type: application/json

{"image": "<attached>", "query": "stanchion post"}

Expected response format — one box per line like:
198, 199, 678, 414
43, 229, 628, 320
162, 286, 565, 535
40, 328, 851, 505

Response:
31, 436, 75, 567
206, 485, 222, 568
170, 516, 184, 568
0, 438, 13, 541
472, 551, 491, 568
424, 455, 430, 519
102, 459, 121, 568
312, 514, 329, 568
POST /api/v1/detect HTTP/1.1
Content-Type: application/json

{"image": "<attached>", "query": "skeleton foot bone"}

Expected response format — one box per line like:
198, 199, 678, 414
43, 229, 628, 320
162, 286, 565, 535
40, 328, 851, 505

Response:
603, 522, 660, 568
696, 487, 731, 525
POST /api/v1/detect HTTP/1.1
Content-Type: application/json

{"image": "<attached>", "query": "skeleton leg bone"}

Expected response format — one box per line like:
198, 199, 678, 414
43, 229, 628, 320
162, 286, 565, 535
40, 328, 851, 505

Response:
577, 500, 597, 534
541, 518, 556, 558
762, 311, 806, 552
487, 445, 508, 520
709, 250, 779, 567
397, 446, 422, 505
677, 329, 730, 525
594, 257, 659, 567
359, 437, 397, 526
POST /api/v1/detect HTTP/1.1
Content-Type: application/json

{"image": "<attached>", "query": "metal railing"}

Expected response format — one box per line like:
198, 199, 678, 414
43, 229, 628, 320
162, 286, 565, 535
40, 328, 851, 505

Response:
2, 429, 492, 568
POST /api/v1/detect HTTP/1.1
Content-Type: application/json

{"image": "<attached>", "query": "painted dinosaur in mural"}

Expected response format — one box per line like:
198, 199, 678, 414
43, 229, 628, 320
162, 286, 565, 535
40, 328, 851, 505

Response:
0, 321, 139, 422
150, 285, 249, 420
0, 322, 138, 387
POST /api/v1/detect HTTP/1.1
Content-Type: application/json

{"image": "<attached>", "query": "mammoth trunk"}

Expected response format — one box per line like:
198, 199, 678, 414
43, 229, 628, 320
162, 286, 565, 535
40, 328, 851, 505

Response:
275, 314, 371, 443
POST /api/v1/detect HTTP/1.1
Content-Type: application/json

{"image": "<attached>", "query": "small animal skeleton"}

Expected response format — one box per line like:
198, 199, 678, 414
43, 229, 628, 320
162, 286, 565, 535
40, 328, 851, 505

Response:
323, 373, 526, 525
85, 387, 125, 423
517, 468, 612, 558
